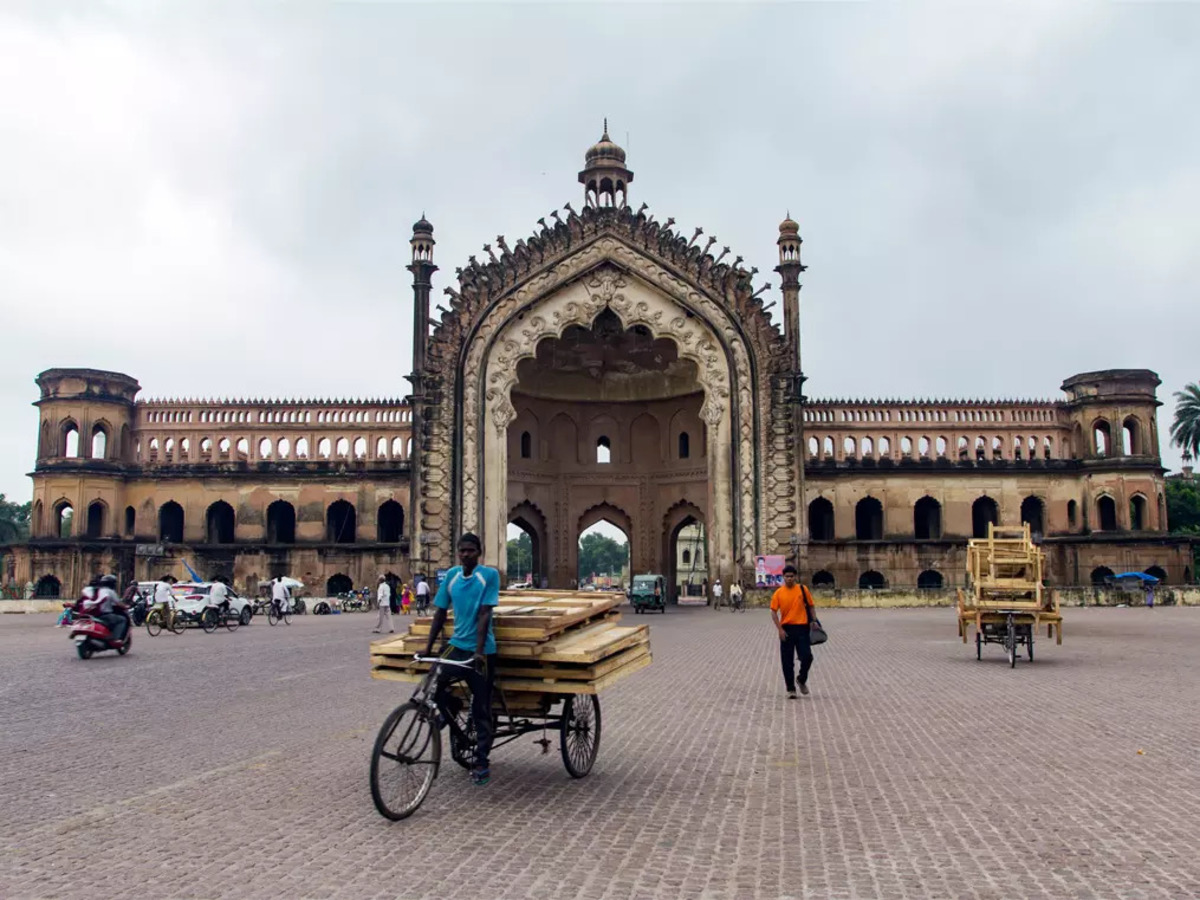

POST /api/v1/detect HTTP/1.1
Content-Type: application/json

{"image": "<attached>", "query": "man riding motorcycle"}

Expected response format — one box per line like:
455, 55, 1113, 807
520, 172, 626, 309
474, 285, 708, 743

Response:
83, 574, 128, 640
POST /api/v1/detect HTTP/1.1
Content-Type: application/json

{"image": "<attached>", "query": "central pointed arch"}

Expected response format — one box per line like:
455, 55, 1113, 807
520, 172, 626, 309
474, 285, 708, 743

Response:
472, 253, 743, 585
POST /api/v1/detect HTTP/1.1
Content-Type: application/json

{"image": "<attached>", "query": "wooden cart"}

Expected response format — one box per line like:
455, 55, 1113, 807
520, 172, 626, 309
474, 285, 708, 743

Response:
368, 593, 651, 819
957, 523, 1063, 667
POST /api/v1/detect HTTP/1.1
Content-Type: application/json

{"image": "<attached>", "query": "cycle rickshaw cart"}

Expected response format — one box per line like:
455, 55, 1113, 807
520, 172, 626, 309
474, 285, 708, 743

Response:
367, 593, 652, 820
956, 523, 1063, 668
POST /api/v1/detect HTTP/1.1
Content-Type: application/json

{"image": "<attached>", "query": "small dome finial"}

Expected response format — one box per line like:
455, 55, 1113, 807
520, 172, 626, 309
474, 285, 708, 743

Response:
603, 117, 608, 137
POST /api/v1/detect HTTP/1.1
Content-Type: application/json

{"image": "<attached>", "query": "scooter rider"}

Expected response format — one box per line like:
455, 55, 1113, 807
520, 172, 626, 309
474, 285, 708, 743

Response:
87, 574, 128, 640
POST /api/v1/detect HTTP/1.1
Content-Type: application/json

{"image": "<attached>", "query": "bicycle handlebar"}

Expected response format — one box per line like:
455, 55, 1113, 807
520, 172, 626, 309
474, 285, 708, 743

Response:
412, 654, 477, 668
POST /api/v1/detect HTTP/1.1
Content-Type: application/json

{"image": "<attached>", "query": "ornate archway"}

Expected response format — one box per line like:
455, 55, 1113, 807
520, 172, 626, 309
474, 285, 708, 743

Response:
471, 255, 745, 585
508, 500, 548, 587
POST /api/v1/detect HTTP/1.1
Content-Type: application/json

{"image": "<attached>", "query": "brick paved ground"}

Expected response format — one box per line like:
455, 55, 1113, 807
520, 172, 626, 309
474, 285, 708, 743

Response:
2, 605, 1199, 900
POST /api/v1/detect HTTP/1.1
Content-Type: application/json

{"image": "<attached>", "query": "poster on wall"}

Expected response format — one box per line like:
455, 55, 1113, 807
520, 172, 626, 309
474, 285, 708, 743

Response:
754, 555, 786, 588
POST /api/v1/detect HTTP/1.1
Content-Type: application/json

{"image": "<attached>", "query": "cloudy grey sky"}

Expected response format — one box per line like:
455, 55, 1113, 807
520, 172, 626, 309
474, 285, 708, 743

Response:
2, 1, 1198, 503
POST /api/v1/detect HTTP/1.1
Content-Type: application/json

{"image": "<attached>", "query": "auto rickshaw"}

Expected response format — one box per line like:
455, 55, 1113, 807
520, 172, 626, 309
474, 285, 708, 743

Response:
628, 574, 666, 613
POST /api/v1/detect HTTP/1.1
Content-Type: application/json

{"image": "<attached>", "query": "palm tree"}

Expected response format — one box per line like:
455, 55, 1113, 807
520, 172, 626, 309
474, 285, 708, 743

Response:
1170, 384, 1200, 461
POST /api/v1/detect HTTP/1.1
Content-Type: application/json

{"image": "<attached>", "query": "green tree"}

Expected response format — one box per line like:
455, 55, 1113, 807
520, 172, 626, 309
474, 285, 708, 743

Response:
507, 532, 532, 580
1165, 478, 1200, 534
0, 495, 31, 543
1170, 383, 1200, 460
577, 532, 628, 582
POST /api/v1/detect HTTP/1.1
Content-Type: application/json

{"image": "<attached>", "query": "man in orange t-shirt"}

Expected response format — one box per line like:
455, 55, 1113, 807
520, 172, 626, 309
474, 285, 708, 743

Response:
770, 564, 815, 698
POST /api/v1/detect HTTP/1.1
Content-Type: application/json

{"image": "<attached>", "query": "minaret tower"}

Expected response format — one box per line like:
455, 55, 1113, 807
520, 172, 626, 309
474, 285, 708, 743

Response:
407, 215, 437, 573
775, 214, 808, 551
578, 121, 634, 208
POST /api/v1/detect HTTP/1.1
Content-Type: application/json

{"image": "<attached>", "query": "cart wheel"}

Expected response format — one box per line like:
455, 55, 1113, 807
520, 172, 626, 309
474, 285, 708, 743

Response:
448, 703, 477, 771
975, 632, 982, 661
1027, 632, 1034, 661
1007, 619, 1017, 668
370, 701, 441, 821
560, 694, 602, 778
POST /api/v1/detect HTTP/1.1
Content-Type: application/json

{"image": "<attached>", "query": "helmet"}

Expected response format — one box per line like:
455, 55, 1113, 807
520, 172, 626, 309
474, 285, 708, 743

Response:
98, 574, 118, 588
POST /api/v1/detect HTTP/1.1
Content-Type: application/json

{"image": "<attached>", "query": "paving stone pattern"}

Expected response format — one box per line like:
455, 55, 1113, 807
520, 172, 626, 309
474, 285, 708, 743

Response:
2, 606, 1199, 899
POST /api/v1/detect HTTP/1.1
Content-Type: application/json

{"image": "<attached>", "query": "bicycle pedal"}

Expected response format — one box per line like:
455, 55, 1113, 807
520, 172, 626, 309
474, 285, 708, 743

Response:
535, 738, 552, 754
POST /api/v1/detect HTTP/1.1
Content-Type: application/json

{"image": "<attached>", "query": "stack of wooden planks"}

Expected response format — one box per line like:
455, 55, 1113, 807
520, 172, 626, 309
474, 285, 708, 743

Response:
966, 522, 1045, 608
369, 592, 652, 702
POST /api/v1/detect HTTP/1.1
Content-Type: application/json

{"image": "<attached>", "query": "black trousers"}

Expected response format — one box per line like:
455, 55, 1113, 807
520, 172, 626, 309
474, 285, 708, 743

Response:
780, 623, 813, 691
98, 612, 127, 641
435, 647, 498, 767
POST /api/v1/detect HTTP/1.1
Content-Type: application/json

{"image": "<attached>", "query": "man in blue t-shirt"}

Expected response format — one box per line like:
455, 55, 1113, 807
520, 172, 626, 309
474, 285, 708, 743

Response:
423, 532, 500, 785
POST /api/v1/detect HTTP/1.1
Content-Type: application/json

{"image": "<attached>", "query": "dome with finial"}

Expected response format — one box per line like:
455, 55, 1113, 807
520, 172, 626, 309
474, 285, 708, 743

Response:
779, 212, 799, 235
584, 119, 627, 166
412, 214, 433, 235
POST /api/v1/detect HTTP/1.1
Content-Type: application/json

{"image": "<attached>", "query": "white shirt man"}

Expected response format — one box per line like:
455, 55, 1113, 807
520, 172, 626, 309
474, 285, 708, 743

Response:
208, 579, 229, 610
153, 580, 175, 610
712, 579, 723, 607
271, 578, 291, 612
416, 578, 430, 610
373, 577, 394, 634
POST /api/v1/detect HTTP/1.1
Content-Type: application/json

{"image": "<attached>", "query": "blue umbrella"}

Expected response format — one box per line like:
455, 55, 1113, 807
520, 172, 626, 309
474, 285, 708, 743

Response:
1111, 571, 1159, 582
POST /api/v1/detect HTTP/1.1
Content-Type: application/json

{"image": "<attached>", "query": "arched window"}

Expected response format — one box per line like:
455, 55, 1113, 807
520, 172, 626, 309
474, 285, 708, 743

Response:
900, 436, 912, 456
861, 436, 874, 459
811, 570, 835, 589
236, 438, 249, 457
1067, 499, 1078, 528
205, 501, 235, 543
844, 436, 857, 457
682, 549, 691, 565
336, 437, 349, 458
1122, 417, 1141, 455
1097, 495, 1118, 531
521, 431, 532, 459
54, 502, 74, 538
85, 501, 106, 539
377, 500, 404, 542
376, 437, 388, 458
295, 437, 309, 459
90, 425, 108, 459
1020, 496, 1044, 538
807, 436, 819, 458
1094, 420, 1111, 457
62, 423, 80, 458
1145, 565, 1167, 582
218, 437, 231, 455
353, 437, 367, 459
266, 500, 296, 544
855, 497, 883, 540
918, 436, 930, 458
392, 436, 404, 458
1129, 495, 1147, 531
326, 573, 353, 596
1090, 565, 1114, 585
158, 501, 184, 543
917, 569, 944, 589
808, 498, 835, 541
326, 500, 356, 543
914, 497, 942, 539
124, 506, 135, 537
596, 436, 611, 464
878, 436, 891, 457
277, 438, 290, 459
859, 570, 887, 589
318, 438, 332, 459
678, 431, 690, 459
972, 496, 999, 538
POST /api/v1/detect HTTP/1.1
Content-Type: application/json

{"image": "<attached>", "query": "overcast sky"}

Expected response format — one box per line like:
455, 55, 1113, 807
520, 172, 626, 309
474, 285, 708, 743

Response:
2, 2, 1198, 505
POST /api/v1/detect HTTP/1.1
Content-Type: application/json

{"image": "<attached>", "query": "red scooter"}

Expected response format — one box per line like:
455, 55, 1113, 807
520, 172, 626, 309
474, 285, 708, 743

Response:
68, 603, 133, 659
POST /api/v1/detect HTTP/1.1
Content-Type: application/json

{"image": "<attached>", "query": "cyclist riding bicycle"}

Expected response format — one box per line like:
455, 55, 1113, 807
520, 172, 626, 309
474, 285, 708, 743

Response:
207, 576, 231, 617
422, 533, 500, 787
270, 575, 291, 617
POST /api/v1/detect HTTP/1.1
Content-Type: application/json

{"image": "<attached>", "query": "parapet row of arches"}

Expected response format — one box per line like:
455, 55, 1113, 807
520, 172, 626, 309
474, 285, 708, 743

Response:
808, 491, 1162, 541
153, 407, 413, 425
804, 407, 1055, 425
135, 434, 413, 464
807, 434, 1062, 462
34, 498, 406, 544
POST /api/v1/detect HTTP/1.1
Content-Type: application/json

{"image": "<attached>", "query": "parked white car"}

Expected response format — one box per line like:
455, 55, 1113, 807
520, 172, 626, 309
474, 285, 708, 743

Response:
172, 582, 254, 625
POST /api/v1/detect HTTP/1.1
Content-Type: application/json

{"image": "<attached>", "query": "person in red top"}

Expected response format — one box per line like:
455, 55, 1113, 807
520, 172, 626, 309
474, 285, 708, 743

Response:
770, 564, 815, 698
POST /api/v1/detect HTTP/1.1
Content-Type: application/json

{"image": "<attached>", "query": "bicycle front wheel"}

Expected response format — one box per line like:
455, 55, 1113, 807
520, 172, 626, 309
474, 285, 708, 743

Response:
224, 610, 240, 633
170, 611, 187, 635
370, 701, 441, 821
282, 609, 292, 625
146, 610, 162, 637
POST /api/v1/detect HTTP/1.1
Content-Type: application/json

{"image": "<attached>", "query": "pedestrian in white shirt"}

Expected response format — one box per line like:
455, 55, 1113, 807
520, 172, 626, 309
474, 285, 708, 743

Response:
153, 576, 177, 627
208, 577, 229, 613
415, 577, 430, 614
712, 578, 723, 610
372, 575, 394, 634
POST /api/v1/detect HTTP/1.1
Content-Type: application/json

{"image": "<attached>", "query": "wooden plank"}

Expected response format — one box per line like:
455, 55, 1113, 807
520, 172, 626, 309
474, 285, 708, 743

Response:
371, 650, 653, 696
372, 640, 650, 682
536, 624, 648, 663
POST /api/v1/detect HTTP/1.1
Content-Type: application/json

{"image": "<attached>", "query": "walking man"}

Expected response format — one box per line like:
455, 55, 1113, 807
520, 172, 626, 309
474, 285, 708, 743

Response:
770, 564, 815, 699
711, 577, 723, 610
415, 576, 430, 614
373, 575, 394, 633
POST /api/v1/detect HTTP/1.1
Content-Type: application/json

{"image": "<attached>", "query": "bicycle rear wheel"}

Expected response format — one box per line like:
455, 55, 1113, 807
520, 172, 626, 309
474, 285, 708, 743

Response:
282, 609, 292, 625
268, 608, 279, 626
201, 608, 219, 634
170, 611, 187, 635
370, 701, 441, 821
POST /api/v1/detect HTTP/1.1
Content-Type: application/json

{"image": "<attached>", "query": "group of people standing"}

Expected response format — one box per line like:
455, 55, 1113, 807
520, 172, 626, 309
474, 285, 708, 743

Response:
372, 574, 430, 634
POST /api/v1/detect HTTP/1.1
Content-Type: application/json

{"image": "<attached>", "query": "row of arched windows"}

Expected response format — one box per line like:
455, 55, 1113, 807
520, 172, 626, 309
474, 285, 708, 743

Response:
136, 434, 413, 463
808, 492, 1157, 541
807, 434, 1060, 462
38, 499, 407, 544
1092, 416, 1145, 457
517, 430, 694, 463
165, 407, 414, 425
808, 570, 945, 590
